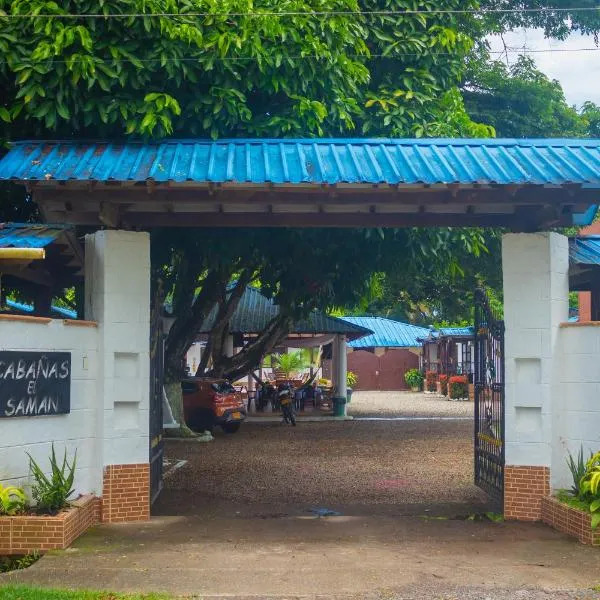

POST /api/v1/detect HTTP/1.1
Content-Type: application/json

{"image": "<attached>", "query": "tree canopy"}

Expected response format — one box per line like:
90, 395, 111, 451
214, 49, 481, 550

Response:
1, 0, 599, 433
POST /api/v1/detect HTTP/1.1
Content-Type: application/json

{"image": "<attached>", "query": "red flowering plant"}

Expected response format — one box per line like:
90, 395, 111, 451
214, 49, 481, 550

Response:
439, 374, 449, 396
425, 371, 437, 392
449, 375, 468, 399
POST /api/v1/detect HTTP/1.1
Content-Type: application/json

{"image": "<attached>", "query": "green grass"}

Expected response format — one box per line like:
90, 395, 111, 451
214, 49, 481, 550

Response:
0, 586, 174, 600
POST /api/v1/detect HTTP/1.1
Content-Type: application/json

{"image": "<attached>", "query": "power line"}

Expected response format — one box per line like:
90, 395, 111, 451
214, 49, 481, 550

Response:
1, 6, 600, 19
1, 47, 598, 66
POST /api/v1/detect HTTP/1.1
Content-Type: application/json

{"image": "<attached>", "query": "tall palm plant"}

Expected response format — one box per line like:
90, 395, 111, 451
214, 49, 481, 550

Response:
273, 351, 309, 378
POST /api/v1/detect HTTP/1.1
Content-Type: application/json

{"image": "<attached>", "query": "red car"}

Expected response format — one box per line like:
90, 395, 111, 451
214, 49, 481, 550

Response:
181, 378, 246, 433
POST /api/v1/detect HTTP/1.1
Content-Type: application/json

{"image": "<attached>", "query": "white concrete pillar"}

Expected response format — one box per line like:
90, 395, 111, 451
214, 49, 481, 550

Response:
502, 232, 568, 520
337, 335, 348, 399
331, 336, 339, 386
85, 230, 151, 521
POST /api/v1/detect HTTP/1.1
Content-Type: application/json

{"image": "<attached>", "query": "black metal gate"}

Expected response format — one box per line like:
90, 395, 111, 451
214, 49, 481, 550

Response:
149, 321, 164, 505
474, 288, 505, 505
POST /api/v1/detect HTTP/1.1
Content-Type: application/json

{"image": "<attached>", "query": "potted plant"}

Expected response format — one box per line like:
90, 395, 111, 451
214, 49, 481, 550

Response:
404, 368, 424, 392
439, 374, 449, 396
448, 375, 468, 400
346, 371, 358, 402
425, 370, 437, 393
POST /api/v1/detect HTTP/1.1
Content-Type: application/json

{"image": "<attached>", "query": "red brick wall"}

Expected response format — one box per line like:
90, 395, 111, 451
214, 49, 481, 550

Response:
504, 466, 550, 521
579, 291, 592, 321
542, 496, 600, 546
0, 495, 98, 555
102, 463, 150, 523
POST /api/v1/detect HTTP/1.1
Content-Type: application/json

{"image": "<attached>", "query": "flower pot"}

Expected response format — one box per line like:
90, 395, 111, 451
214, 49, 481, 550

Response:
411, 386, 420, 392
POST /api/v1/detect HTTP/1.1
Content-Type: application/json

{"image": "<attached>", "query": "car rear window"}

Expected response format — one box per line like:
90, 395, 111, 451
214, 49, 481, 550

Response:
211, 381, 235, 394
181, 381, 198, 394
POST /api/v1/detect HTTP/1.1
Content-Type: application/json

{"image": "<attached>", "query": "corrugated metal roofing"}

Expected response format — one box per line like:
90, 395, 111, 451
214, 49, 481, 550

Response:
569, 236, 600, 265
196, 286, 372, 338
438, 326, 475, 337
4, 298, 78, 319
0, 222, 73, 248
341, 316, 431, 348
1, 139, 600, 186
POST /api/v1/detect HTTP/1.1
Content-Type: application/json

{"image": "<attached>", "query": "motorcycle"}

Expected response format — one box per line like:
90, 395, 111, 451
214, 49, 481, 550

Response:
277, 383, 296, 426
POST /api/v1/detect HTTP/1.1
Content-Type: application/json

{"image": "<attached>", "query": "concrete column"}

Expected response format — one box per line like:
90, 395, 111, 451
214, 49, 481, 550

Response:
331, 336, 339, 386
85, 230, 151, 522
502, 232, 568, 520
337, 335, 348, 399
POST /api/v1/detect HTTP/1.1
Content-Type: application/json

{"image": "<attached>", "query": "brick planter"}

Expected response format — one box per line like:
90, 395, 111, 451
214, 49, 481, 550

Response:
0, 495, 99, 555
541, 496, 600, 546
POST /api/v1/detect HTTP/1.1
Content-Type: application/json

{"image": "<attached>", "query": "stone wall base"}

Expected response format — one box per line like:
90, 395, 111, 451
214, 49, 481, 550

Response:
541, 496, 600, 546
102, 463, 150, 523
504, 465, 550, 521
0, 495, 98, 555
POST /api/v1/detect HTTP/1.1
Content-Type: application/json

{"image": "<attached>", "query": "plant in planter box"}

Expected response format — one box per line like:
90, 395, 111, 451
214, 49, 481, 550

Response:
448, 375, 468, 400
580, 452, 600, 529
561, 448, 600, 530
404, 369, 424, 391
0, 483, 27, 515
425, 371, 437, 392
439, 374, 449, 396
28, 444, 77, 514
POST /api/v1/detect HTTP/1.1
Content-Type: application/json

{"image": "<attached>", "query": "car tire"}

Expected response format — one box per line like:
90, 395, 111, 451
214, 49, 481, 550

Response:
190, 408, 214, 433
221, 422, 241, 434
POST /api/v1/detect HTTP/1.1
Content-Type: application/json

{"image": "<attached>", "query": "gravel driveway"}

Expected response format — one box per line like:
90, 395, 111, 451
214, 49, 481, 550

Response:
349, 390, 474, 418
158, 418, 487, 517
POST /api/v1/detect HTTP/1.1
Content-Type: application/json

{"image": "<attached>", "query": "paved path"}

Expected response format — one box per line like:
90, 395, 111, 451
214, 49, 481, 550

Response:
3, 513, 599, 598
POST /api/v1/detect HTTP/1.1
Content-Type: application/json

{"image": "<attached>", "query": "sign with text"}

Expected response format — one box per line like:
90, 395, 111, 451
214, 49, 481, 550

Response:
0, 351, 71, 418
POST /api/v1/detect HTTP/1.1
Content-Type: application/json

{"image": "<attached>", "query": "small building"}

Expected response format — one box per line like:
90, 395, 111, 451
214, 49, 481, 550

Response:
340, 316, 431, 391
420, 326, 475, 381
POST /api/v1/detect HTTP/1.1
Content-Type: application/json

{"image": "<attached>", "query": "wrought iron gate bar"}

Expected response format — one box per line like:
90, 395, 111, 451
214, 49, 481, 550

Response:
149, 320, 165, 506
473, 288, 505, 505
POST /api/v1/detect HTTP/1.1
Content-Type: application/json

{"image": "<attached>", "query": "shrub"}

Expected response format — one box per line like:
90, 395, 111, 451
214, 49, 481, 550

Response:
449, 375, 468, 399
439, 374, 449, 396
425, 371, 437, 392
567, 447, 591, 497
404, 368, 424, 390
28, 444, 77, 515
561, 448, 600, 530
347, 371, 358, 388
579, 452, 600, 529
0, 483, 27, 516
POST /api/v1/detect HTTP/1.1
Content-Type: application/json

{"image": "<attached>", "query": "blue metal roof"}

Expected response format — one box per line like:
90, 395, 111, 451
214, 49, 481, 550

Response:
438, 326, 475, 337
1, 138, 600, 187
187, 286, 372, 338
0, 222, 73, 248
341, 316, 431, 348
569, 236, 600, 265
4, 298, 78, 319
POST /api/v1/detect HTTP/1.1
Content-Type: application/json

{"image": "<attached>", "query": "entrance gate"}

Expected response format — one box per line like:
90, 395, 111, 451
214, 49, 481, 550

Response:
473, 288, 505, 505
149, 321, 164, 505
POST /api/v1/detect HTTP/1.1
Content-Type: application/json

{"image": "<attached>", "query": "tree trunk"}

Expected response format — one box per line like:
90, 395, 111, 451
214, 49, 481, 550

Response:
207, 312, 293, 382
162, 267, 230, 438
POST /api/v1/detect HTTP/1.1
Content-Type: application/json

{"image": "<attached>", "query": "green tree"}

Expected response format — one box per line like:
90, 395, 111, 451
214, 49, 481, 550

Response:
462, 55, 586, 138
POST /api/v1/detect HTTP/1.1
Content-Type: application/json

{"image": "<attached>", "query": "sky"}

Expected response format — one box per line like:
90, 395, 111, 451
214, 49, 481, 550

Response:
487, 28, 600, 107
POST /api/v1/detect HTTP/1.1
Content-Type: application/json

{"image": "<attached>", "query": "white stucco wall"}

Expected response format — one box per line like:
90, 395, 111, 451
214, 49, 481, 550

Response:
551, 324, 600, 489
0, 229, 151, 501
0, 318, 101, 496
